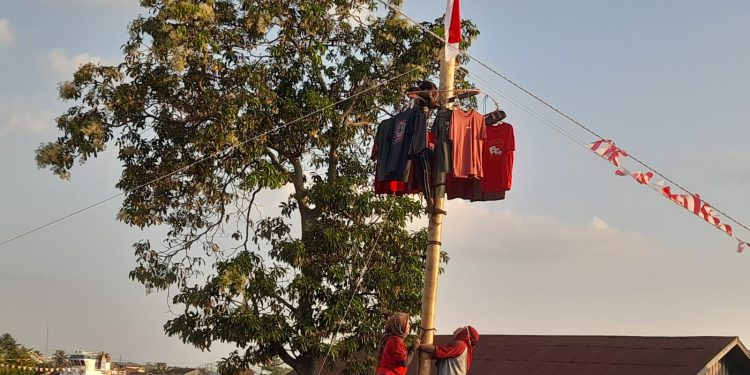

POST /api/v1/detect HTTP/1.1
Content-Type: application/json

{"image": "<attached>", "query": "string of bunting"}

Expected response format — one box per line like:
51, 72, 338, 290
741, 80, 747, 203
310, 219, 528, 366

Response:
0, 363, 81, 372
590, 139, 749, 253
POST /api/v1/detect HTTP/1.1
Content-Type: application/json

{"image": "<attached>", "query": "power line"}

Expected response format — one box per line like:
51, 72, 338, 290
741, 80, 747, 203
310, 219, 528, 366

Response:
468, 72, 590, 151
0, 67, 423, 249
377, 0, 750, 234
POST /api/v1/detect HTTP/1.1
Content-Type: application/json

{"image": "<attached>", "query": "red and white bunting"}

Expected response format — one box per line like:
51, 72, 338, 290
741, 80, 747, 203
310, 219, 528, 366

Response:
0, 363, 75, 372
738, 241, 749, 253
615, 168, 653, 185
594, 138, 747, 252
590, 139, 628, 167
444, 0, 462, 61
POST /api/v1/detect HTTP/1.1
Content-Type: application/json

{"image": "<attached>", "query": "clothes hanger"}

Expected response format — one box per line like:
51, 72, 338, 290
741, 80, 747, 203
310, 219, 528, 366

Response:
483, 94, 506, 126
445, 89, 480, 103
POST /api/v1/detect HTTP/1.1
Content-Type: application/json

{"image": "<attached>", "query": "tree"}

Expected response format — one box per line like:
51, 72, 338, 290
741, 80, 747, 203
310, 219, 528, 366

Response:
259, 357, 289, 375
36, 1, 477, 374
0, 333, 18, 360
51, 350, 68, 368
0, 333, 39, 373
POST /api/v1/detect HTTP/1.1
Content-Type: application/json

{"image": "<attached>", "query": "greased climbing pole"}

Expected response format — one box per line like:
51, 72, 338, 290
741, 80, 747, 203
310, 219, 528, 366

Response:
417, 50, 456, 375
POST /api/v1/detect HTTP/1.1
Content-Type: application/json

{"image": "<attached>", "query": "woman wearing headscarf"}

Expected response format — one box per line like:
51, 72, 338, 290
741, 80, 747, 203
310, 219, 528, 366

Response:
375, 312, 420, 375
419, 326, 479, 375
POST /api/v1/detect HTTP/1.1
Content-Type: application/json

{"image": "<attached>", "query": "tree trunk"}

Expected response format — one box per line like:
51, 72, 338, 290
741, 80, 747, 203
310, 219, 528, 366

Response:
291, 357, 317, 375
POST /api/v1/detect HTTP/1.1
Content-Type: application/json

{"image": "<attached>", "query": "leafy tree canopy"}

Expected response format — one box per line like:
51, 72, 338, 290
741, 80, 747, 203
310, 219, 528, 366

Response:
259, 357, 289, 375
36, 0, 477, 374
51, 350, 69, 368
0, 333, 40, 371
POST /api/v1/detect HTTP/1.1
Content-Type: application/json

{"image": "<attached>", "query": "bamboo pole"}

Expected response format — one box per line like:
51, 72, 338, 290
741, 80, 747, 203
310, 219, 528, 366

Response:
417, 51, 456, 375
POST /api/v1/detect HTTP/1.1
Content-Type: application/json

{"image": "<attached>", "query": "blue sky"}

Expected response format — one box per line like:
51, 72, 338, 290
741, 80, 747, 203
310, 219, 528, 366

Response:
1, 0, 749, 366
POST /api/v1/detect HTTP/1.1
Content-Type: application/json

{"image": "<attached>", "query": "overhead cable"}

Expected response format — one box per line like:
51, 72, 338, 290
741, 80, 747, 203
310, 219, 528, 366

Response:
0, 67, 423, 249
377, 0, 750, 234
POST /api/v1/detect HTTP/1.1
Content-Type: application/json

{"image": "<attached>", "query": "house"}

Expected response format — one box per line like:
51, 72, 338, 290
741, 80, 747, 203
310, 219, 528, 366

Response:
407, 335, 750, 375
26, 351, 46, 364
111, 362, 146, 375
299, 334, 750, 374
164, 367, 209, 375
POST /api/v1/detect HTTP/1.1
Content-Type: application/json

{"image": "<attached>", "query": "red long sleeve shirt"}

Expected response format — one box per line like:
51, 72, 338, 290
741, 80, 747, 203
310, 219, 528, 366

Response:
376, 336, 409, 375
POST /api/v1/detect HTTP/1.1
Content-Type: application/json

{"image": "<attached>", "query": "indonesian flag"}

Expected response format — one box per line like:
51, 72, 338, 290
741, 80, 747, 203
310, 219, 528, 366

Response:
444, 0, 461, 61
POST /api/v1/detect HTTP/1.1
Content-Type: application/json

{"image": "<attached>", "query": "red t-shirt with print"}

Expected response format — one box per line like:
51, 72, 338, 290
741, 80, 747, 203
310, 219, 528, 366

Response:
481, 122, 515, 192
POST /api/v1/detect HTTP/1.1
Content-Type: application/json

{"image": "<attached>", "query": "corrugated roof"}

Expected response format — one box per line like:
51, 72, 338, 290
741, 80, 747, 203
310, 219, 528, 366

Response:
408, 335, 739, 375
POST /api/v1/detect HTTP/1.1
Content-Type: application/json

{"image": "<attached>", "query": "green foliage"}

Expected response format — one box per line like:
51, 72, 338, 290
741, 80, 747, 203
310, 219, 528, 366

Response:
259, 357, 289, 375
0, 333, 40, 375
51, 350, 69, 367
36, 1, 477, 374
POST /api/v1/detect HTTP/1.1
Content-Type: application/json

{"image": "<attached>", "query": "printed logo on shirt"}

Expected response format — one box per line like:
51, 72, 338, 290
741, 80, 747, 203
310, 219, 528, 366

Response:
489, 145, 503, 156
393, 120, 406, 144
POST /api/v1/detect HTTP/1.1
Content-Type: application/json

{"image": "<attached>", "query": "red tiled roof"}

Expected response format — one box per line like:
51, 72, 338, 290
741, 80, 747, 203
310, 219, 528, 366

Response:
407, 335, 741, 375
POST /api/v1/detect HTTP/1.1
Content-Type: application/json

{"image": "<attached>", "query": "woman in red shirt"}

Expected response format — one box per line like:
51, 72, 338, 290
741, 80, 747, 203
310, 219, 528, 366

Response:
419, 326, 479, 375
375, 312, 420, 375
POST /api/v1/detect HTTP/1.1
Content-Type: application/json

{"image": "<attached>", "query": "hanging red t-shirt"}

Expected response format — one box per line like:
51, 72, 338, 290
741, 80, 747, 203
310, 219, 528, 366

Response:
481, 122, 515, 192
446, 121, 515, 201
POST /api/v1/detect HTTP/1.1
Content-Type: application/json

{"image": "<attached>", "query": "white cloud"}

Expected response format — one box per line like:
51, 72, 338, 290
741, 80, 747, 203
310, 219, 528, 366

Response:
0, 19, 14, 47
431, 202, 696, 340
0, 97, 56, 136
47, 48, 108, 78
437, 201, 665, 263
591, 216, 609, 230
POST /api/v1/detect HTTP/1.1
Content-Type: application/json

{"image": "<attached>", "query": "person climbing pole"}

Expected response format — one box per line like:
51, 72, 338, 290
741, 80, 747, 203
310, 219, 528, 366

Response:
375, 312, 421, 375
419, 326, 479, 375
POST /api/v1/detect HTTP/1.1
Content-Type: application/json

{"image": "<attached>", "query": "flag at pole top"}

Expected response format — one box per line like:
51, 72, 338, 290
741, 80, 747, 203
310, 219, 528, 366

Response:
444, 0, 461, 61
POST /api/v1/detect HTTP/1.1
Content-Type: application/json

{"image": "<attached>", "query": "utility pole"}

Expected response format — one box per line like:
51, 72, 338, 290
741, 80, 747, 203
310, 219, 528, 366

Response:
417, 51, 456, 375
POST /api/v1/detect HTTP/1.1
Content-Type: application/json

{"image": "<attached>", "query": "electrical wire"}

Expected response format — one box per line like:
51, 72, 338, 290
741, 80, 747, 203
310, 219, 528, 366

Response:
0, 67, 423, 249
377, 0, 750, 234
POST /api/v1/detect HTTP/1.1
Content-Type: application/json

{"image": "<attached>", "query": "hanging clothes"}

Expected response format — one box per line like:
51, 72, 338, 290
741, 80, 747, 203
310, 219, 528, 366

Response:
407, 107, 434, 205
445, 174, 478, 200
446, 117, 516, 201
449, 109, 486, 179
374, 117, 396, 182
445, 108, 485, 200
478, 121, 515, 194
373, 116, 413, 195
373, 108, 427, 196
431, 108, 453, 174
384, 110, 414, 181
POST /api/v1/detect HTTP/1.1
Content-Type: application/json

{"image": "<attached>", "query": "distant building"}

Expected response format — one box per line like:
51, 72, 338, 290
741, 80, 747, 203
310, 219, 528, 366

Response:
111, 361, 146, 375
163, 367, 208, 375
26, 351, 45, 364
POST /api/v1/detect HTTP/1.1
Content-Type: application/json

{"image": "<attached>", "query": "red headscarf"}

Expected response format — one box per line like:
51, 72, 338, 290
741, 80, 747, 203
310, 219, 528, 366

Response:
453, 326, 479, 370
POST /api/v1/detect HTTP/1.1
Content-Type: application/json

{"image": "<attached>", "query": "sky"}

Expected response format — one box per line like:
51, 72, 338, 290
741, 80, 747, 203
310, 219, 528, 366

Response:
1, 0, 750, 367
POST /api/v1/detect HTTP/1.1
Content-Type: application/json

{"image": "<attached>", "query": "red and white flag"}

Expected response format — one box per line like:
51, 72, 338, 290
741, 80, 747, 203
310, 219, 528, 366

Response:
444, 0, 462, 61
590, 139, 628, 167
738, 241, 749, 253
